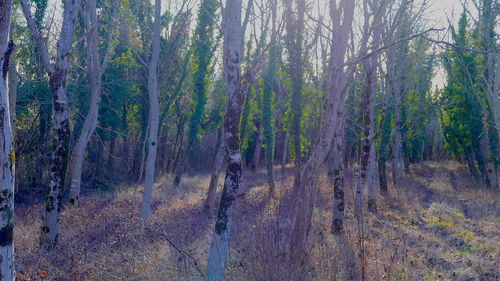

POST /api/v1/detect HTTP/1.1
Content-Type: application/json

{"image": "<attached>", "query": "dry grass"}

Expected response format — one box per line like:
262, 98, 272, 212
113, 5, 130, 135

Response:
15, 162, 500, 280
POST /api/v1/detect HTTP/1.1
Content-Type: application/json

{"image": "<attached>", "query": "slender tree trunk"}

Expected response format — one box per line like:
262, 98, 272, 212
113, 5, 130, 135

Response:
282, 133, 289, 165
479, 130, 496, 187
392, 84, 404, 187
263, 0, 277, 196
284, 0, 305, 169
205, 0, 243, 277
141, 0, 161, 220
355, 67, 373, 230
378, 102, 392, 196
0, 1, 15, 278
22, 0, 81, 248
365, 59, 378, 213
465, 147, 480, 182
205, 127, 225, 211
68, 0, 118, 207
329, 117, 345, 234
68, 0, 101, 207
251, 124, 263, 171
289, 0, 354, 263
7, 34, 15, 136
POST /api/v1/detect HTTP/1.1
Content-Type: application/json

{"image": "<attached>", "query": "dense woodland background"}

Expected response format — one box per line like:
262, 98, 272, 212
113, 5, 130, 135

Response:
0, 0, 499, 280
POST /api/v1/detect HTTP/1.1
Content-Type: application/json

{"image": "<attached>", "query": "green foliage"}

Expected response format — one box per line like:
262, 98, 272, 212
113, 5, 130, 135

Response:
187, 0, 219, 155
440, 12, 486, 160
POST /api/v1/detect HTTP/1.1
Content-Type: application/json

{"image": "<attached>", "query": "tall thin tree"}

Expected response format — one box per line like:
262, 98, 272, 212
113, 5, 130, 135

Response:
21, 0, 82, 248
0, 0, 15, 278
205, 0, 244, 278
141, 0, 162, 220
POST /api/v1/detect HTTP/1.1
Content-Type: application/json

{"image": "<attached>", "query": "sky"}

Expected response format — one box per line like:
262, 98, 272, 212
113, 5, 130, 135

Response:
426, 0, 466, 89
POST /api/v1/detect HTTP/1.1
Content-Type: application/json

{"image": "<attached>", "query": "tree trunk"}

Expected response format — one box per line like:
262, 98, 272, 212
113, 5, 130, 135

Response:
205, 127, 225, 211
479, 130, 497, 187
378, 103, 392, 196
263, 1, 277, 195
68, 0, 101, 207
205, 0, 243, 277
282, 133, 289, 165
392, 84, 404, 187
68, 0, 118, 207
289, 0, 354, 263
7, 34, 15, 136
329, 117, 345, 234
251, 123, 263, 171
365, 59, 378, 213
284, 0, 305, 169
465, 147, 480, 182
0, 1, 15, 277
21, 0, 81, 248
141, 0, 161, 220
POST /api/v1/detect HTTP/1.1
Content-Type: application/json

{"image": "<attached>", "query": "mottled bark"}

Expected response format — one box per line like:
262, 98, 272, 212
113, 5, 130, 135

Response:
22, 0, 81, 248
205, 0, 243, 278
0, 1, 15, 278
328, 117, 345, 234
141, 0, 161, 220
7, 34, 15, 135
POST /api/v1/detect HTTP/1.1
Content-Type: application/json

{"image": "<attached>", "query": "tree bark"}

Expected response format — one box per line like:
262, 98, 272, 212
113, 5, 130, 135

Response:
205, 0, 244, 278
7, 33, 15, 136
0, 1, 15, 278
289, 0, 355, 263
251, 123, 263, 171
282, 133, 289, 165
22, 0, 81, 248
141, 0, 161, 220
328, 117, 345, 234
68, 0, 118, 207
392, 76, 404, 187
205, 127, 225, 211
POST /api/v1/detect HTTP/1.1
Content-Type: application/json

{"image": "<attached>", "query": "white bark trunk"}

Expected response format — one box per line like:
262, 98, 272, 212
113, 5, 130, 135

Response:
0, 1, 15, 278
68, 0, 118, 207
206, 0, 243, 278
141, 0, 162, 220
21, 0, 81, 248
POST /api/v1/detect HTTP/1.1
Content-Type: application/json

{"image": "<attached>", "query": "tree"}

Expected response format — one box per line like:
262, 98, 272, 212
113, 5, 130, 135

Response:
68, 0, 120, 207
0, 0, 15, 278
205, 0, 245, 277
21, 0, 82, 248
262, 0, 278, 196
284, 0, 305, 168
140, 0, 161, 220
187, 0, 219, 169
289, 0, 355, 263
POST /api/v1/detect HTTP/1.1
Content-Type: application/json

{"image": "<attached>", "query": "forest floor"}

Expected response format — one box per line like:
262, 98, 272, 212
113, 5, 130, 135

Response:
15, 161, 499, 281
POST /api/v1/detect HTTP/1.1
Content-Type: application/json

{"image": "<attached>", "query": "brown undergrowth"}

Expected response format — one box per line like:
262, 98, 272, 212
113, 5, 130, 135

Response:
15, 162, 499, 280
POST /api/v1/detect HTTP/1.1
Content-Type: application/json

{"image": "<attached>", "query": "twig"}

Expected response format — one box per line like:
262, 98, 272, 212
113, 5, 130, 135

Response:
161, 229, 205, 278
